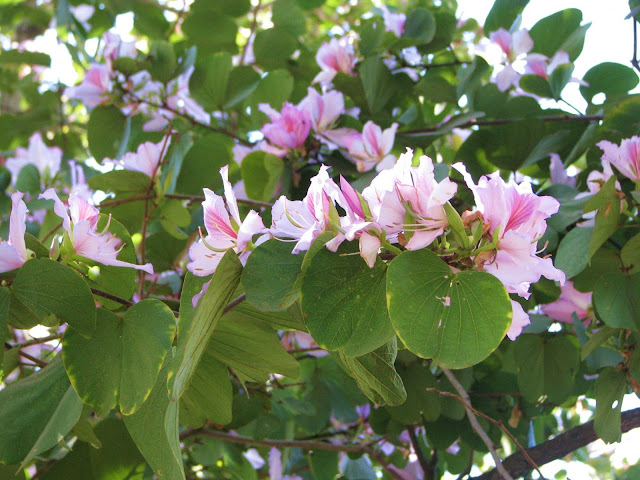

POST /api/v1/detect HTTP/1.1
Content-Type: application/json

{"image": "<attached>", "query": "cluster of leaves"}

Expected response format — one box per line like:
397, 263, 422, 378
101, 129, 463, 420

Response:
1, 0, 640, 479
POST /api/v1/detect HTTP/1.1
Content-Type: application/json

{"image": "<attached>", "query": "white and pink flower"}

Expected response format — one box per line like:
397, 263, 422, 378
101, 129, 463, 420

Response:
313, 37, 357, 85
40, 189, 153, 274
341, 121, 398, 172
597, 136, 640, 183
541, 280, 592, 324
0, 192, 31, 273
6, 132, 62, 187
298, 88, 344, 134
64, 64, 112, 108
259, 103, 312, 152
107, 137, 170, 178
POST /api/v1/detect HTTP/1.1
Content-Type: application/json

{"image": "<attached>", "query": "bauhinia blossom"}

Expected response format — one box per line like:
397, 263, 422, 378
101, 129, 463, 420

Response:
270, 165, 344, 254
64, 63, 112, 108
259, 103, 312, 152
342, 121, 398, 172
362, 148, 457, 250
0, 192, 31, 273
597, 136, 640, 183
313, 37, 357, 85
6, 132, 62, 186
549, 153, 577, 187
541, 280, 592, 324
489, 28, 534, 91
454, 163, 565, 297
298, 88, 344, 134
379, 5, 406, 37
453, 163, 565, 339
107, 137, 171, 178
187, 166, 267, 304
40, 189, 153, 274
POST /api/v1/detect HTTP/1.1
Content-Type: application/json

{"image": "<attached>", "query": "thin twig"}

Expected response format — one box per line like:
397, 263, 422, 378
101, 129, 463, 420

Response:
441, 368, 514, 480
633, 19, 640, 74
408, 427, 432, 478
363, 446, 404, 480
427, 388, 546, 480
91, 288, 134, 307
5, 334, 62, 350
402, 114, 604, 135
4, 344, 48, 368
456, 448, 475, 480
222, 293, 247, 314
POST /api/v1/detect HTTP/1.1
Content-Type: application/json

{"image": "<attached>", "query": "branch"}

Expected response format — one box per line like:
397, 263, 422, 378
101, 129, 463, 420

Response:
473, 407, 640, 480
223, 293, 246, 314
402, 114, 604, 135
408, 427, 432, 479
91, 288, 134, 307
5, 334, 62, 350
442, 368, 513, 480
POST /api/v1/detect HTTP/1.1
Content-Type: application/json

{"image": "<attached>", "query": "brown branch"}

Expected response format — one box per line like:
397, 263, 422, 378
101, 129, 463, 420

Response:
402, 114, 604, 135
427, 388, 545, 479
222, 293, 246, 314
91, 288, 134, 307
442, 368, 513, 480
4, 343, 48, 368
5, 334, 62, 350
474, 408, 640, 480
364, 446, 405, 480
408, 427, 432, 479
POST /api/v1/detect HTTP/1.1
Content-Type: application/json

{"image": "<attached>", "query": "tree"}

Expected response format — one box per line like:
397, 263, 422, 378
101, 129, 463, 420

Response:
0, 0, 639, 479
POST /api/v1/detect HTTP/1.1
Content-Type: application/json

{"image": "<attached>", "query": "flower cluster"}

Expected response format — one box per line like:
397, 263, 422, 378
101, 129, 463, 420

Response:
65, 32, 209, 133
187, 148, 565, 340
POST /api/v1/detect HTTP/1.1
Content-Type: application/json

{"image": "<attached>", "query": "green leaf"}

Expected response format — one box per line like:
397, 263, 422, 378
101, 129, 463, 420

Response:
183, 9, 238, 53
40, 419, 146, 480
387, 249, 511, 369
180, 353, 232, 426
0, 50, 50, 66
63, 299, 176, 416
224, 66, 261, 109
402, 8, 435, 43
0, 358, 83, 466
603, 95, 640, 136
301, 245, 394, 357
0, 288, 9, 382
11, 258, 96, 338
360, 56, 394, 114
296, 0, 325, 8
387, 361, 441, 423
519, 74, 553, 98
253, 27, 297, 70
549, 63, 574, 100
88, 170, 151, 193
87, 106, 128, 162
175, 133, 233, 195
15, 164, 40, 194
621, 232, 640, 274
414, 72, 457, 104
514, 334, 579, 404
172, 250, 243, 398
241, 151, 284, 201
242, 239, 303, 311
457, 56, 490, 100
594, 367, 627, 443
581, 62, 639, 104
554, 227, 593, 279
521, 130, 572, 169
593, 272, 640, 330
247, 69, 294, 115
209, 311, 300, 383
309, 450, 339, 480
189, 52, 233, 111
484, 0, 529, 33
337, 337, 406, 406
584, 176, 620, 259
148, 41, 177, 83
124, 358, 185, 480
272, 0, 306, 36
529, 9, 583, 59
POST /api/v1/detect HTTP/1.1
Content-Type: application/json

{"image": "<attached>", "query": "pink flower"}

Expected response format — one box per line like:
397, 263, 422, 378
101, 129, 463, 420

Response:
362, 149, 456, 250
490, 28, 533, 61
187, 166, 267, 305
549, 153, 576, 188
281, 331, 327, 357
161, 67, 210, 130
102, 32, 137, 65
69, 161, 92, 200
597, 136, 640, 183
268, 448, 302, 480
508, 300, 530, 341
259, 103, 312, 152
270, 166, 344, 253
298, 88, 344, 134
541, 281, 592, 323
524, 51, 569, 79
65, 64, 112, 108
453, 163, 566, 300
343, 121, 398, 172
0, 192, 30, 273
39, 189, 153, 274
109, 137, 170, 178
313, 37, 357, 85
6, 132, 62, 186
380, 5, 406, 37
